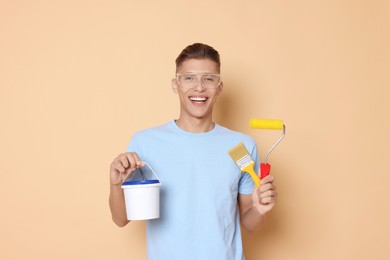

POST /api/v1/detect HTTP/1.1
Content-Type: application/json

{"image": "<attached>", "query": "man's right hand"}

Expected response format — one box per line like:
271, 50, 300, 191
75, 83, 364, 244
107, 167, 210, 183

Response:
109, 152, 145, 185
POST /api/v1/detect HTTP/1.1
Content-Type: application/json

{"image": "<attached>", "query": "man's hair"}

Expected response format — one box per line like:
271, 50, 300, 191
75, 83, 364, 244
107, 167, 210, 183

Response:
175, 43, 221, 71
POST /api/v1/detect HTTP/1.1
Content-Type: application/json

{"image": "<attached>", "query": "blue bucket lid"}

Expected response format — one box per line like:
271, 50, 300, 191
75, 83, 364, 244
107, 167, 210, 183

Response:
122, 179, 160, 185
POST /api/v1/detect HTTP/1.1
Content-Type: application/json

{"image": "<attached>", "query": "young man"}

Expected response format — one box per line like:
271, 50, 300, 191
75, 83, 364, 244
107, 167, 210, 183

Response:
109, 43, 277, 260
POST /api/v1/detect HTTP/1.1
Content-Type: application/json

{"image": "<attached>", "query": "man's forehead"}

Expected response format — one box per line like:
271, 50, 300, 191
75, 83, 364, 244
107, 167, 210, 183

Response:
176, 59, 220, 73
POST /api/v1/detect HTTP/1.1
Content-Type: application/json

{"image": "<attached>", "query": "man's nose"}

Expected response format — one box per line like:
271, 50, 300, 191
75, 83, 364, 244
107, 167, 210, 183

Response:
193, 78, 206, 91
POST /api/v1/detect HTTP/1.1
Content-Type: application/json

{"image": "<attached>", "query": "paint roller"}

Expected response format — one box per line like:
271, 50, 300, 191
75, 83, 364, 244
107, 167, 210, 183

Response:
249, 119, 286, 179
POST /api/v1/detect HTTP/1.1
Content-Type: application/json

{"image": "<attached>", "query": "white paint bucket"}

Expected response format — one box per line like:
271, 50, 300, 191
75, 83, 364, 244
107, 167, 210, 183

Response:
121, 164, 161, 220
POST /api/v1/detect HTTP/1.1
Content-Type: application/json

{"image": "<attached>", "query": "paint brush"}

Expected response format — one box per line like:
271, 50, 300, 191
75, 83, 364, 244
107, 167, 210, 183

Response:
228, 142, 260, 188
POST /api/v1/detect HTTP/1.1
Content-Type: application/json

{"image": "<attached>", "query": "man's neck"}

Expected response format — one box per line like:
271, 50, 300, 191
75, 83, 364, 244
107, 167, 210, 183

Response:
175, 117, 215, 133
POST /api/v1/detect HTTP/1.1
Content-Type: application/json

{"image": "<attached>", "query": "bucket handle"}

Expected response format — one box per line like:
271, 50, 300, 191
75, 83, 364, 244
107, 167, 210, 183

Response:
144, 162, 161, 183
122, 161, 161, 184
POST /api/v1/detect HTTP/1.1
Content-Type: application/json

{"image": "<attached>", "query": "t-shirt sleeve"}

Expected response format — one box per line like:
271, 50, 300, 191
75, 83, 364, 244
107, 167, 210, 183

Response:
238, 142, 260, 194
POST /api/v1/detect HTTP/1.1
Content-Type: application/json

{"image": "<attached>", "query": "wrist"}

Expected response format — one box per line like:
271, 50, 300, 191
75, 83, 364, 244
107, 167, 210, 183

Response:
110, 183, 123, 190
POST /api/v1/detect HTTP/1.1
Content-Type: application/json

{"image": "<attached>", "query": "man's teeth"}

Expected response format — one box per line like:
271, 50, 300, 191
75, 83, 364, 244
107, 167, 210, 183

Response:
189, 97, 208, 102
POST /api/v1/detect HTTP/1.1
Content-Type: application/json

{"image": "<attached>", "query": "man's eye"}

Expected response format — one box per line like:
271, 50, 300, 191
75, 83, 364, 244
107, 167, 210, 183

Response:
204, 76, 216, 82
183, 76, 195, 81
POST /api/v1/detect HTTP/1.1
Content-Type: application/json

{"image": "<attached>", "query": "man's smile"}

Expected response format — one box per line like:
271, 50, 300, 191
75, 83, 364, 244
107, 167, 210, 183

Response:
189, 96, 208, 104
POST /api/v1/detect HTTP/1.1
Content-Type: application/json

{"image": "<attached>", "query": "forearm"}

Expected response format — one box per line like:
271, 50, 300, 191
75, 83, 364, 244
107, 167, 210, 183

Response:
240, 206, 266, 233
109, 184, 130, 227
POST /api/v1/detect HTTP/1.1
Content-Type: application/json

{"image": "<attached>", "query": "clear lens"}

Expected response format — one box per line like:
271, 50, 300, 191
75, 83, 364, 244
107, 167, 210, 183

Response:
177, 73, 220, 89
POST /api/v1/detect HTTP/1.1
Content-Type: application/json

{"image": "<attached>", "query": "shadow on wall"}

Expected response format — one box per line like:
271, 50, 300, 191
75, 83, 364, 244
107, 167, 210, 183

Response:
214, 85, 236, 128
215, 82, 294, 258
241, 156, 294, 259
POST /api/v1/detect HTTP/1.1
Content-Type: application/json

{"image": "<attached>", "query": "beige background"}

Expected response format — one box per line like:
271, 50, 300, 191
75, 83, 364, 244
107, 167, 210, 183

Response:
1, 0, 389, 259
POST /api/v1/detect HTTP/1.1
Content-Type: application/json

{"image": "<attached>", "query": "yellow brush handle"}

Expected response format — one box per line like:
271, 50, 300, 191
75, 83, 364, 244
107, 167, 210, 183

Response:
242, 162, 260, 188
249, 118, 284, 130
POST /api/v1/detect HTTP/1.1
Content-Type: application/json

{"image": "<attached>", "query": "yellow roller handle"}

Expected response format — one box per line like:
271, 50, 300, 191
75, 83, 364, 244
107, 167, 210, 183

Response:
249, 118, 284, 130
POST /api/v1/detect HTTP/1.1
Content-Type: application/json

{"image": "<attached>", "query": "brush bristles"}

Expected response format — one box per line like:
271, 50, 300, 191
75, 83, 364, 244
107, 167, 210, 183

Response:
236, 154, 254, 169
228, 142, 254, 170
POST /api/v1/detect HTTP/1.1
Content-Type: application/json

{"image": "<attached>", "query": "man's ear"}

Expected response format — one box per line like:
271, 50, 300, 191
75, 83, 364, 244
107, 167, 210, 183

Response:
218, 81, 224, 94
171, 78, 178, 94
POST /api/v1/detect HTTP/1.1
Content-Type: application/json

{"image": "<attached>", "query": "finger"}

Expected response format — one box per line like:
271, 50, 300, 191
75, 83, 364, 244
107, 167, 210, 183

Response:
132, 153, 144, 167
110, 160, 121, 173
119, 154, 130, 169
110, 167, 120, 177
128, 152, 145, 169
127, 152, 144, 171
125, 153, 136, 170
259, 183, 274, 193
115, 161, 126, 173
260, 175, 275, 185
259, 190, 274, 199
109, 168, 123, 185
260, 196, 276, 204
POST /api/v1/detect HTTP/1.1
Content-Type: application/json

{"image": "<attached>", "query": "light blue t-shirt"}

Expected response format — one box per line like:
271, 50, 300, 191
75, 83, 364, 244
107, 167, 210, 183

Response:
127, 120, 260, 260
